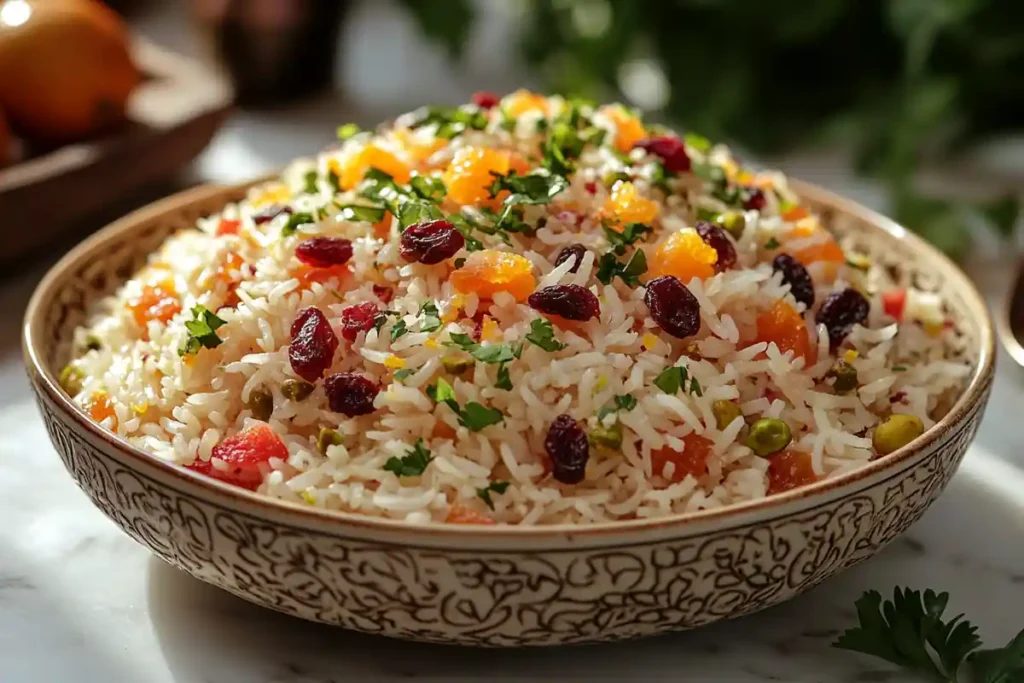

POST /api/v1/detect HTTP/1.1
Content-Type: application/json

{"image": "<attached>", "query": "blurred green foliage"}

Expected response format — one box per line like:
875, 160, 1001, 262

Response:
403, 0, 1023, 259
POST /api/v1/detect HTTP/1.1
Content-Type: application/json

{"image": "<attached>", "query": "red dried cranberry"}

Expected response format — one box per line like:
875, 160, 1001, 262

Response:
772, 254, 815, 309
695, 221, 737, 272
554, 244, 588, 273
372, 284, 394, 304
324, 372, 379, 416
399, 220, 465, 265
289, 307, 339, 382
252, 204, 291, 225
295, 237, 354, 268
634, 136, 690, 173
815, 288, 869, 349
545, 414, 589, 484
528, 284, 600, 321
584, 181, 598, 194
644, 276, 701, 339
743, 188, 767, 211
471, 91, 499, 109
340, 302, 379, 342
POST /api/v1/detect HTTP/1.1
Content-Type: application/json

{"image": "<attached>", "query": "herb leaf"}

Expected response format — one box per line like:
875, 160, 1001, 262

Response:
603, 222, 652, 255
336, 123, 361, 140
597, 393, 638, 421
495, 363, 513, 390
281, 212, 315, 237
487, 169, 569, 205
459, 402, 504, 431
179, 306, 227, 356
383, 438, 434, 477
445, 332, 517, 364
476, 480, 510, 510
336, 204, 387, 224
970, 629, 1024, 683
394, 368, 415, 382
418, 301, 442, 333
390, 319, 409, 341
409, 105, 489, 139
525, 318, 566, 352
654, 365, 689, 394
596, 249, 647, 287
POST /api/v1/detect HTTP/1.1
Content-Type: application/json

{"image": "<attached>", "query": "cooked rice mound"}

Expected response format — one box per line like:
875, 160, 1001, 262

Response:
64, 92, 970, 525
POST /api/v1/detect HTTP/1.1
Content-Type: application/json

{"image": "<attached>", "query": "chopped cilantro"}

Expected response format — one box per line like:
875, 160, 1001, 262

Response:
409, 175, 447, 202
327, 167, 341, 190
335, 204, 387, 224
596, 393, 638, 421
390, 319, 409, 342
336, 123, 361, 140
654, 364, 688, 394
302, 170, 319, 194
383, 438, 434, 477
373, 310, 401, 332
396, 200, 445, 230
408, 105, 489, 139
602, 222, 651, 255
684, 131, 713, 154
765, 237, 781, 249
394, 368, 415, 382
689, 375, 703, 397
596, 249, 647, 287
495, 364, 512, 390
525, 318, 566, 352
426, 378, 504, 432
487, 169, 569, 206
418, 301, 442, 333
427, 377, 458, 407
179, 306, 227, 356
445, 332, 516, 364
281, 211, 315, 237
476, 480, 510, 510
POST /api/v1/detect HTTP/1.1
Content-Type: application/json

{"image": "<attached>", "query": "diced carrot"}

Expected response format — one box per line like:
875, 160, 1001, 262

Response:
128, 280, 181, 331
432, 422, 457, 440
292, 264, 353, 290
651, 433, 714, 484
216, 219, 241, 236
882, 289, 906, 321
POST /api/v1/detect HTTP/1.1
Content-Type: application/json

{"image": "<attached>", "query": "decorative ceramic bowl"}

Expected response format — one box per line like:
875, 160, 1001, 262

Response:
23, 179, 994, 646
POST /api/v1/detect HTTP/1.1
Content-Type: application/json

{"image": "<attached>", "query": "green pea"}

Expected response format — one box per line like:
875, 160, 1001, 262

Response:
441, 356, 474, 376
281, 379, 315, 401
712, 399, 743, 430
826, 360, 859, 394
589, 423, 623, 451
317, 427, 344, 455
246, 389, 274, 422
59, 365, 84, 396
744, 418, 792, 456
719, 211, 746, 239
872, 414, 924, 455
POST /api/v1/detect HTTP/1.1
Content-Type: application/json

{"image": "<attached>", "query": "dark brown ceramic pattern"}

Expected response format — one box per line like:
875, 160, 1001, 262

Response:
23, 180, 995, 645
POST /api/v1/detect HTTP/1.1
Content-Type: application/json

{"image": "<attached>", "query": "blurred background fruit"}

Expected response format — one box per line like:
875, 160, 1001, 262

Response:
0, 0, 140, 145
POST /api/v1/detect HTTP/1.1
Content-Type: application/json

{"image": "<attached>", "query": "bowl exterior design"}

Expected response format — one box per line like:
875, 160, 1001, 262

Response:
24, 180, 994, 646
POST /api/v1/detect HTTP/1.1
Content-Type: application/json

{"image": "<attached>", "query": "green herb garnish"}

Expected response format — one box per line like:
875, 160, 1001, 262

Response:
426, 378, 504, 432
281, 212, 315, 237
409, 174, 447, 202
476, 480, 510, 510
684, 131, 713, 154
602, 222, 651, 255
495, 364, 513, 390
390, 319, 409, 341
394, 368, 415, 382
335, 204, 387, 224
525, 318, 566, 352
596, 393, 638, 421
408, 105, 489, 139
764, 237, 781, 249
487, 169, 569, 205
302, 170, 320, 194
418, 301, 442, 333
179, 306, 227, 356
336, 123, 361, 140
654, 364, 700, 395
445, 333, 519, 364
383, 438, 434, 477
596, 249, 647, 287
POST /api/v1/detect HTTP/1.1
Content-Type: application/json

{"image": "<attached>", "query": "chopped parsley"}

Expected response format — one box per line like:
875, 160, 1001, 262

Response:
525, 318, 566, 352
418, 301, 442, 333
596, 393, 638, 421
487, 169, 569, 206
409, 174, 447, 202
539, 99, 604, 176
373, 309, 401, 332
495, 364, 512, 390
602, 222, 651, 255
390, 319, 409, 342
281, 211, 315, 237
476, 481, 510, 510
427, 378, 504, 432
336, 122, 361, 140
654, 364, 701, 396
383, 439, 434, 477
446, 332, 521, 364
765, 237, 781, 249
302, 170, 320, 194
394, 368, 415, 382
179, 306, 227, 356
335, 204, 387, 224
408, 105, 489, 139
357, 169, 444, 230
596, 249, 647, 287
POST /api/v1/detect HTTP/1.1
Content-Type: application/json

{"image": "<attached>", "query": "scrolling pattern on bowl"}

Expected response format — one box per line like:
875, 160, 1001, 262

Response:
23, 179, 992, 645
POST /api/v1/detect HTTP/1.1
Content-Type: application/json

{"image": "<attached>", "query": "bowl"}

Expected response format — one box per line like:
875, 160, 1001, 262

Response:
23, 178, 995, 646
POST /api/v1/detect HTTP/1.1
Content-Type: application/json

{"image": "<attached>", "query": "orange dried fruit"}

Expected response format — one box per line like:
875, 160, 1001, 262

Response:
503, 89, 548, 117
86, 391, 117, 429
442, 146, 529, 207
337, 143, 411, 190
450, 249, 536, 302
128, 281, 181, 330
767, 449, 818, 495
651, 228, 718, 281
785, 221, 844, 265
599, 104, 646, 152
600, 181, 659, 227
651, 433, 713, 484
753, 300, 816, 363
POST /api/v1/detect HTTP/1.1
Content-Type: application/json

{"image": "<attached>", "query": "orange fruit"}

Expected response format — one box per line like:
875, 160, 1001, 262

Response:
86, 391, 117, 428
450, 249, 536, 302
766, 449, 818, 495
651, 433, 714, 483
753, 300, 816, 363
336, 143, 412, 190
128, 281, 181, 330
442, 146, 530, 207
651, 228, 718, 281
785, 221, 844, 265
600, 181, 659, 226
599, 104, 645, 152
0, 0, 140, 144
503, 89, 548, 117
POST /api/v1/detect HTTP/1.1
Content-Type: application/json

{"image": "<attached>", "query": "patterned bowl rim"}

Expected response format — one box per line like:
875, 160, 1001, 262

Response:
23, 177, 995, 541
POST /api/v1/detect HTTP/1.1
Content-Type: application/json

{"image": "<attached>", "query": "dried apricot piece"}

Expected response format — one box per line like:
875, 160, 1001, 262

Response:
450, 249, 536, 302
191, 423, 288, 490
600, 181, 659, 227
767, 449, 818, 495
503, 89, 549, 117
753, 300, 816, 363
785, 220, 844, 265
391, 127, 446, 164
599, 104, 646, 152
86, 391, 117, 429
337, 143, 412, 190
442, 146, 528, 207
651, 228, 718, 281
651, 433, 713, 483
128, 280, 181, 330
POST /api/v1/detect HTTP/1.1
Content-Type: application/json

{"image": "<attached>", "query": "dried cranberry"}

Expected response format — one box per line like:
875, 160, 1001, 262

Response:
644, 275, 701, 339
545, 415, 589, 484
324, 372, 379, 416
471, 91, 499, 109
528, 284, 600, 321
295, 237, 354, 268
399, 220, 465, 265
252, 204, 291, 225
815, 288, 869, 349
772, 254, 815, 309
584, 181, 598, 194
372, 284, 394, 304
695, 221, 737, 271
554, 244, 588, 273
289, 307, 339, 382
634, 136, 690, 173
743, 188, 767, 211
340, 302, 379, 342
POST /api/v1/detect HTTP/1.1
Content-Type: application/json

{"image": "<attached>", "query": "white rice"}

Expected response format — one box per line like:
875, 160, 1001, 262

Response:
63, 92, 971, 525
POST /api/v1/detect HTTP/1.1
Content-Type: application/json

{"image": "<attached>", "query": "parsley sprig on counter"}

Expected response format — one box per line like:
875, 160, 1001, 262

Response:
835, 587, 1024, 682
